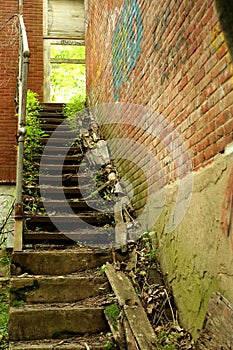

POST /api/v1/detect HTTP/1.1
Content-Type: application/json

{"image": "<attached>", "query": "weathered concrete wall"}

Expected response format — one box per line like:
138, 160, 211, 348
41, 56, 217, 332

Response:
152, 151, 233, 338
0, 186, 15, 249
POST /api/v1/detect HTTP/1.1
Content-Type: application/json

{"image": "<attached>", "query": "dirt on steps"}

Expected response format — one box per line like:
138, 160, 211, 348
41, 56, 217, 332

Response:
9, 332, 115, 349
9, 245, 123, 348
10, 248, 114, 276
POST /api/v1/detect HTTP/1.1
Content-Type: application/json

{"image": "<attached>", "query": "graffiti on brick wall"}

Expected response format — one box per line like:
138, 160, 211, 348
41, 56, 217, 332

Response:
153, 0, 183, 52
221, 167, 233, 250
153, 1, 189, 85
112, 0, 143, 100
159, 30, 188, 85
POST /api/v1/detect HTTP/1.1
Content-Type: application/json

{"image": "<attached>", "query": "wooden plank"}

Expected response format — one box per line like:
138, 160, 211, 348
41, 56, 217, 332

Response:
123, 317, 140, 350
49, 39, 85, 46
50, 58, 85, 64
104, 309, 125, 350
114, 201, 127, 247
48, 0, 85, 38
195, 292, 233, 350
105, 263, 157, 350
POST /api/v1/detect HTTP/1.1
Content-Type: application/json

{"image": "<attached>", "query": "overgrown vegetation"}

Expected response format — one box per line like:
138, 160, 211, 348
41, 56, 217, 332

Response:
0, 284, 9, 349
23, 90, 45, 213
63, 93, 86, 132
0, 192, 14, 347
119, 232, 194, 349
0, 251, 11, 349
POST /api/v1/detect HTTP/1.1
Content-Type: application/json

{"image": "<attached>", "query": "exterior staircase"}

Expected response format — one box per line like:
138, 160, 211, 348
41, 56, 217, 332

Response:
9, 103, 122, 349
23, 103, 114, 246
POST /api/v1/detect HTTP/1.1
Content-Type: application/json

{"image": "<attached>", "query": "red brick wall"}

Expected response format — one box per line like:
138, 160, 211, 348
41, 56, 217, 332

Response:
86, 0, 233, 174
0, 1, 43, 182
0, 1, 19, 183
24, 0, 44, 100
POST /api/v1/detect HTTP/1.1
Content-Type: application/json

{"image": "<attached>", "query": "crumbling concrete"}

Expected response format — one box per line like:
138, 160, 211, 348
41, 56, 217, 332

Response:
152, 152, 233, 339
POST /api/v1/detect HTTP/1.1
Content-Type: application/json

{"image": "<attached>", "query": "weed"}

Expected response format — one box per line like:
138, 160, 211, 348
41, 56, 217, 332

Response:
0, 264, 10, 348
63, 94, 86, 131
97, 264, 106, 275
12, 300, 25, 307
105, 341, 117, 349
23, 90, 47, 214
141, 231, 157, 262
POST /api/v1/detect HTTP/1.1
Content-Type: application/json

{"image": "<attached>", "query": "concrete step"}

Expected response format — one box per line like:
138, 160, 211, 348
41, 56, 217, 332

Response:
9, 304, 108, 341
37, 145, 83, 155
25, 213, 114, 232
23, 229, 114, 246
25, 185, 90, 199
33, 154, 83, 164
10, 273, 110, 304
24, 199, 109, 215
40, 102, 64, 109
40, 119, 67, 128
40, 172, 94, 184
39, 163, 87, 175
9, 332, 116, 349
11, 249, 113, 276
43, 130, 77, 138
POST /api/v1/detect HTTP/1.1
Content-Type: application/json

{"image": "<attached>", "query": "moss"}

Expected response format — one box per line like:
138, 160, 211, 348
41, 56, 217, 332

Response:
105, 304, 121, 330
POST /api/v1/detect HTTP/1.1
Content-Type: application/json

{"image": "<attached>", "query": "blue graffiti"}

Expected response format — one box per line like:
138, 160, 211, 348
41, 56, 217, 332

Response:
112, 0, 143, 100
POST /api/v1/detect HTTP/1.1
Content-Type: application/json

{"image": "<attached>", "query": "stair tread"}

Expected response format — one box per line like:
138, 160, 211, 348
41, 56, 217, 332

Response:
10, 268, 106, 279
24, 212, 110, 218
9, 332, 115, 350
11, 248, 113, 276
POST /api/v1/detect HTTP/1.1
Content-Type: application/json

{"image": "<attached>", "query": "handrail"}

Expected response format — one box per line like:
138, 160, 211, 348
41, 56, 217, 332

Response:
14, 14, 30, 251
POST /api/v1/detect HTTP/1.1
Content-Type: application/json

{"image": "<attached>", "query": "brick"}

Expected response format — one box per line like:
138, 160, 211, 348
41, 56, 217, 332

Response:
204, 143, 218, 160
224, 118, 233, 135
194, 68, 205, 85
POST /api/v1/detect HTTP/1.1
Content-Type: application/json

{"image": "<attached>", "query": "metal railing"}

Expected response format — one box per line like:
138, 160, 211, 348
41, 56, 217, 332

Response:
14, 14, 30, 251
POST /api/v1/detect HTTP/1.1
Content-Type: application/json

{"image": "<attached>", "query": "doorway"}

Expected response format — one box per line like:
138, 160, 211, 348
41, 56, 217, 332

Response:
43, 0, 85, 102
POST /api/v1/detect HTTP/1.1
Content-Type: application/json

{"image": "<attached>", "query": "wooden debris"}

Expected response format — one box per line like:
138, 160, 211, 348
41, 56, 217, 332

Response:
114, 201, 127, 247
123, 317, 140, 350
126, 247, 137, 271
105, 263, 158, 350
195, 292, 233, 350
104, 308, 126, 350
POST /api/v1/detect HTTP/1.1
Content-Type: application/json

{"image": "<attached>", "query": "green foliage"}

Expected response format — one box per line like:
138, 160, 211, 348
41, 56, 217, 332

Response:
63, 94, 86, 131
23, 90, 45, 211
24, 90, 43, 172
157, 328, 187, 349
50, 45, 86, 102
105, 341, 117, 350
0, 258, 10, 348
105, 304, 121, 331
63, 93, 86, 119
141, 231, 157, 262
97, 264, 106, 276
